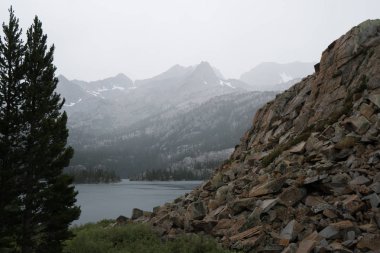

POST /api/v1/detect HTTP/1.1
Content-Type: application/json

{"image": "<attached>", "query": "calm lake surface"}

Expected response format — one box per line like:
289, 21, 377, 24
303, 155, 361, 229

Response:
73, 179, 202, 225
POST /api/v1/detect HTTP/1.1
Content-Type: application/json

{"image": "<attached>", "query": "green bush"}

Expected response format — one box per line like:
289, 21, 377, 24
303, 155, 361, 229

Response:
64, 220, 234, 253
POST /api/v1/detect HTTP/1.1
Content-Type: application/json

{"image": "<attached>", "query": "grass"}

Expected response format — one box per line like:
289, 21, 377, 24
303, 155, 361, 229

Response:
64, 220, 235, 253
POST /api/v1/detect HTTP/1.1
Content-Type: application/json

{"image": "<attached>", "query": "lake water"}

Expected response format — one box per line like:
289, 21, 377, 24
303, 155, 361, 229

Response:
73, 179, 202, 225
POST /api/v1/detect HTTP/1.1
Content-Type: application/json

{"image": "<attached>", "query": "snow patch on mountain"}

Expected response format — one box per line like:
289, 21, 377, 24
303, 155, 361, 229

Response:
240, 62, 315, 91
279, 72, 293, 83
97, 87, 109, 92
87, 90, 105, 99
219, 80, 236, 89
112, 85, 125, 90
64, 98, 82, 107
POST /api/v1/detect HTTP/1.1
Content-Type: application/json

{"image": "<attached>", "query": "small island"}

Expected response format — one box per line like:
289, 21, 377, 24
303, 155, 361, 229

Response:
65, 165, 121, 184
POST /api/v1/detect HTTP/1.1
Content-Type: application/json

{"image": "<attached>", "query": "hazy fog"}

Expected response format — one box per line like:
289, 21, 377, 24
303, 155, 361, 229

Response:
0, 0, 379, 81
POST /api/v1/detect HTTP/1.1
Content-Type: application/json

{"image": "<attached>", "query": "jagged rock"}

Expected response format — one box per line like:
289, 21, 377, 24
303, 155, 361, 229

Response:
342, 194, 364, 214
131, 208, 144, 219
207, 199, 221, 211
303, 174, 328, 185
280, 220, 304, 241
369, 93, 380, 109
357, 234, 380, 251
362, 193, 380, 208
215, 185, 230, 202
249, 177, 285, 197
186, 201, 206, 220
345, 230, 356, 241
199, 191, 209, 198
349, 175, 370, 185
230, 198, 256, 214
260, 198, 278, 213
231, 234, 263, 251
328, 242, 352, 252
319, 226, 339, 239
331, 173, 351, 185
331, 220, 354, 230
305, 196, 331, 213
289, 141, 306, 154
216, 206, 232, 220
370, 182, 380, 193
334, 135, 359, 150
208, 172, 224, 190
191, 220, 217, 233
343, 116, 371, 135
360, 103, 375, 120
375, 172, 380, 182
322, 209, 337, 219
229, 226, 262, 242
282, 243, 297, 253
245, 207, 262, 228
152, 206, 160, 214
295, 231, 321, 253
369, 151, 380, 165
204, 205, 224, 220
145, 19, 380, 252
212, 218, 245, 237
115, 215, 129, 225
278, 187, 307, 207
359, 223, 377, 233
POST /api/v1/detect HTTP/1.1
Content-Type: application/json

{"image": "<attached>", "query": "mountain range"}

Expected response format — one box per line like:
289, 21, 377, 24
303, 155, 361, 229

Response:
58, 60, 314, 177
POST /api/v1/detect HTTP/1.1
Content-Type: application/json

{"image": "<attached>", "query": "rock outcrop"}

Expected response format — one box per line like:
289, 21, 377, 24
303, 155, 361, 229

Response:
140, 20, 380, 252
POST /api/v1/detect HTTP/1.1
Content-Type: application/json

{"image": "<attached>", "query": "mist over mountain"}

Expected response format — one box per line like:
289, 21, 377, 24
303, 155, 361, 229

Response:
134, 64, 194, 86
57, 61, 311, 178
72, 73, 135, 99
69, 91, 275, 177
240, 62, 315, 91
56, 75, 87, 105
59, 61, 252, 132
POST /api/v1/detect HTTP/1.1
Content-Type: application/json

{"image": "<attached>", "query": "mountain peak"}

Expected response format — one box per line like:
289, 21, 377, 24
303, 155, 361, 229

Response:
57, 74, 69, 82
115, 73, 128, 79
168, 64, 186, 71
190, 61, 219, 81
162, 64, 190, 77
134, 64, 194, 86
113, 73, 133, 83
194, 61, 213, 71
182, 61, 234, 88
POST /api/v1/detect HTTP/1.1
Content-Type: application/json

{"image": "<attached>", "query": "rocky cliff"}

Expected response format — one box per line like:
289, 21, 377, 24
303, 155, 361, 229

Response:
138, 20, 380, 252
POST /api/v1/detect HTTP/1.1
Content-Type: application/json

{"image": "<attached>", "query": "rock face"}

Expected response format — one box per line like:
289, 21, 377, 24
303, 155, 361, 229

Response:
141, 20, 380, 252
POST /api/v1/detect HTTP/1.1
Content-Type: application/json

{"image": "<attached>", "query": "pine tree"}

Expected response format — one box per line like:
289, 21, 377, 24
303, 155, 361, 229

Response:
18, 16, 80, 253
0, 7, 25, 252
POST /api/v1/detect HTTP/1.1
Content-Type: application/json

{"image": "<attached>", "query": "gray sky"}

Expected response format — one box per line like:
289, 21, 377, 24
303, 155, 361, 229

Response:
0, 0, 379, 81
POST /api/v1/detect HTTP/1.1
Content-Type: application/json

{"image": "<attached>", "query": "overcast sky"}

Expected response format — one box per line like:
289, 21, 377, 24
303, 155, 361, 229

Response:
0, 0, 379, 81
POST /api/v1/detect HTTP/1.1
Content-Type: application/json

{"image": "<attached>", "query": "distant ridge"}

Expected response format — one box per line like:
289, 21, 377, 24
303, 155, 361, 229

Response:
240, 61, 315, 91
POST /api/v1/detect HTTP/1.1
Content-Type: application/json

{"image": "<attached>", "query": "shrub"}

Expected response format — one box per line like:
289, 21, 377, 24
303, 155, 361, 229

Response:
64, 221, 235, 253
